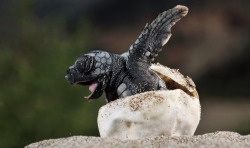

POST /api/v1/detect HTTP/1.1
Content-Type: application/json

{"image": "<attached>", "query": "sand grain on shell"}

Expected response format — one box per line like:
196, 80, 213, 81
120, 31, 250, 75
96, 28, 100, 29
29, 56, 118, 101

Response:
128, 91, 165, 112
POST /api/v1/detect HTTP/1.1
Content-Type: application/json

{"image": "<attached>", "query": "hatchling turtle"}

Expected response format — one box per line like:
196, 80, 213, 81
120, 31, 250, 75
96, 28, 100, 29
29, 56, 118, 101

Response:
65, 5, 189, 102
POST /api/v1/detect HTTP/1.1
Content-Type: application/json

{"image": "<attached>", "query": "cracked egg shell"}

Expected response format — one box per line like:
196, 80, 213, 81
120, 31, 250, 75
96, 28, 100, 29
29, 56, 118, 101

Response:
97, 63, 201, 140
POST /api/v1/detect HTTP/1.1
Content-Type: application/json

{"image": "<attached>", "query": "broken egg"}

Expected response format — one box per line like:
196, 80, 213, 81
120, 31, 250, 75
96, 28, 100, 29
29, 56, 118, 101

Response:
97, 63, 200, 140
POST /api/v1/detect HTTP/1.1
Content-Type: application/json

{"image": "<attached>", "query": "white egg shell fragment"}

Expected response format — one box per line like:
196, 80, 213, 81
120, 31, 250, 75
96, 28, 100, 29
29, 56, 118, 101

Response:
97, 63, 201, 140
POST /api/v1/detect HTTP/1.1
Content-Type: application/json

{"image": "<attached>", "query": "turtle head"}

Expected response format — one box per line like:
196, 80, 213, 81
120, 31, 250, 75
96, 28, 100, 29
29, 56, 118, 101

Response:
65, 50, 112, 100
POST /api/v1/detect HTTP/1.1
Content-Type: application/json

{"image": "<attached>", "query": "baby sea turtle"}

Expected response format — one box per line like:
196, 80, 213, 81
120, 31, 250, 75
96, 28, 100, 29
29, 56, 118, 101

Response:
65, 5, 188, 102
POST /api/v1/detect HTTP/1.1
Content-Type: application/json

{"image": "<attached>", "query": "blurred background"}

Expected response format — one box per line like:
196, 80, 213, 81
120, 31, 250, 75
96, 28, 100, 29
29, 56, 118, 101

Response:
0, 0, 249, 147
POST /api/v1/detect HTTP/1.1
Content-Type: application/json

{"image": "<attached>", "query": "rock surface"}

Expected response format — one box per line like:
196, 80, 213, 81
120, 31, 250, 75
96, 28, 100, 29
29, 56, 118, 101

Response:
25, 132, 250, 148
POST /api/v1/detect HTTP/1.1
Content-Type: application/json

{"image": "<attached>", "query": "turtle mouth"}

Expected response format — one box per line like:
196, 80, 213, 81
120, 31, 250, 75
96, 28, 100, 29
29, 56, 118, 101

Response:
82, 80, 98, 99
65, 66, 106, 100
77, 79, 104, 100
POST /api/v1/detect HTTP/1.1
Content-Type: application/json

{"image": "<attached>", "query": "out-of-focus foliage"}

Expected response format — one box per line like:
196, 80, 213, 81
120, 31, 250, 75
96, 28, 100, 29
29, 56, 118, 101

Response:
0, 0, 105, 147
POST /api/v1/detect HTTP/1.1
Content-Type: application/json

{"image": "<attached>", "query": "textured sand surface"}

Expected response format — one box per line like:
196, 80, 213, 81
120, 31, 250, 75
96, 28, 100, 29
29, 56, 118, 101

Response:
25, 132, 250, 148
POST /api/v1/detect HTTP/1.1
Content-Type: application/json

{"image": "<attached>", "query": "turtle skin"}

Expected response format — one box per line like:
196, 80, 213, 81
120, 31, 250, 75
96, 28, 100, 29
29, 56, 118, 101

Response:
65, 5, 188, 102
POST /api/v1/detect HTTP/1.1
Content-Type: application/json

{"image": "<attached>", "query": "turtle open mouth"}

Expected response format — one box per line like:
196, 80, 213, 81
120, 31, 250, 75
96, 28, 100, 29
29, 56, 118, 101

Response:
84, 80, 98, 99
65, 68, 105, 100
78, 79, 104, 100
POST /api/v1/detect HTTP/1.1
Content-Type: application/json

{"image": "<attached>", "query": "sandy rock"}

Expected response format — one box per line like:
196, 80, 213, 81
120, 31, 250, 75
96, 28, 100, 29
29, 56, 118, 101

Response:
25, 132, 250, 148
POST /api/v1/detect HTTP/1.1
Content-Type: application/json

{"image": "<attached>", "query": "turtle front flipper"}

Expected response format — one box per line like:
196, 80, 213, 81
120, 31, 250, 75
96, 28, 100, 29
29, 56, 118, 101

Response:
126, 5, 188, 68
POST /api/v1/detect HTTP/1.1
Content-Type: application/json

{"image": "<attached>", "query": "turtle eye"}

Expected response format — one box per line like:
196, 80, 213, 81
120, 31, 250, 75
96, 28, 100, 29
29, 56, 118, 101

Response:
75, 56, 95, 74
